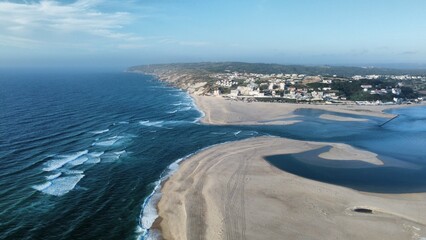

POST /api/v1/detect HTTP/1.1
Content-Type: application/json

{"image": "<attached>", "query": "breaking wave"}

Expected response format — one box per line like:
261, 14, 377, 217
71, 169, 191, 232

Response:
42, 150, 89, 172
33, 174, 85, 197
91, 129, 109, 134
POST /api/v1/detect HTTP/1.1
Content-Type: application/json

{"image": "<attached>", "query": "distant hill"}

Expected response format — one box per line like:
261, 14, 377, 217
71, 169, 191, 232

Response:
128, 62, 426, 77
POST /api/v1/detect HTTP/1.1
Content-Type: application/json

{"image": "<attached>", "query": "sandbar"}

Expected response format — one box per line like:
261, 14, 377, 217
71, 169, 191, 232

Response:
192, 95, 422, 125
156, 137, 426, 240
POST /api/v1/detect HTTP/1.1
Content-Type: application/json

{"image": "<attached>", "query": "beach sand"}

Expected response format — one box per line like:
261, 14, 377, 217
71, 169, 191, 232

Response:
157, 137, 426, 240
154, 94, 426, 239
192, 95, 414, 125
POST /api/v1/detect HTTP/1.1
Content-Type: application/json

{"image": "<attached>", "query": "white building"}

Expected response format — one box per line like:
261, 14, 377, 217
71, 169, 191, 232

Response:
229, 90, 239, 97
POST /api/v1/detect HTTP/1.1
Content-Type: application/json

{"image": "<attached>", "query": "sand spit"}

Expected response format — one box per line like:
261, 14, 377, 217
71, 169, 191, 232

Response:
319, 113, 369, 122
318, 143, 383, 166
157, 137, 426, 240
191, 95, 418, 125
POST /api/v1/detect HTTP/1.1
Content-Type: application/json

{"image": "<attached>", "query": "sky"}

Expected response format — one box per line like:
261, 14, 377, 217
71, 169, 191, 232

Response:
1, 0, 426, 70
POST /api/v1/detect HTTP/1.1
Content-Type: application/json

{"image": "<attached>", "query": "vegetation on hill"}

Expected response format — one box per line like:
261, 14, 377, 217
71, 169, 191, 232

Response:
128, 62, 425, 101
128, 62, 426, 77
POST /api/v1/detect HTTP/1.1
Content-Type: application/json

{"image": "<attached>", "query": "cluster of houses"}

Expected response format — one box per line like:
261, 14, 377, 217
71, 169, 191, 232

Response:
209, 71, 424, 104
352, 74, 425, 81
360, 84, 401, 95
212, 72, 306, 97
213, 72, 305, 87
212, 72, 342, 101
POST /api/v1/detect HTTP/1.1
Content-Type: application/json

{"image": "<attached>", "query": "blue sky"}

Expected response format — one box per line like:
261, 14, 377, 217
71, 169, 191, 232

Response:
1, 0, 426, 69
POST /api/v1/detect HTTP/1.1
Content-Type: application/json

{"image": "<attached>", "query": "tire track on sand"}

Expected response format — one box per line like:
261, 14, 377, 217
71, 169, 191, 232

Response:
185, 143, 260, 240
222, 149, 256, 240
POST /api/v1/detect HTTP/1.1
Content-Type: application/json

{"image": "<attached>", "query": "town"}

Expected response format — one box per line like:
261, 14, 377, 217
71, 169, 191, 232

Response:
209, 71, 426, 105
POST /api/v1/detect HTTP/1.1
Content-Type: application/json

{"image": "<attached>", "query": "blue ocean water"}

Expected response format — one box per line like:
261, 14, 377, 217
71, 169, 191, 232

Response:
0, 71, 425, 239
0, 71, 252, 240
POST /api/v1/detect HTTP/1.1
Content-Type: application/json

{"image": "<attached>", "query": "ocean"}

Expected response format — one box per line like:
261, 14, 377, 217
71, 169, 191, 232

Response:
1, 71, 425, 239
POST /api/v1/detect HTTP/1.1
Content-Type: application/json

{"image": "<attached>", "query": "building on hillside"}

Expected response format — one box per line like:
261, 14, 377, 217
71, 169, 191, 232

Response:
361, 85, 373, 92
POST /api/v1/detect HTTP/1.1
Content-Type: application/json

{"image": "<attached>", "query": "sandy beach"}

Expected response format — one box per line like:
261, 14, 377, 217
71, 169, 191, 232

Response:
153, 94, 426, 240
157, 137, 426, 240
192, 95, 420, 125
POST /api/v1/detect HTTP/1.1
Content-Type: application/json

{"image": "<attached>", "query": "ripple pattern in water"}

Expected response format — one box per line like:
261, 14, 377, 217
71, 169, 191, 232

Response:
1, 71, 425, 240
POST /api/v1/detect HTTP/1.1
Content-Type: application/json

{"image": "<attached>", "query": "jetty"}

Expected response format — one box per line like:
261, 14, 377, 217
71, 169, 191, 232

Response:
379, 114, 400, 127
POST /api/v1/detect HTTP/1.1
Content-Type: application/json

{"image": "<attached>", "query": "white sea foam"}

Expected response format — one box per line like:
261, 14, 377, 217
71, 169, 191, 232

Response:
137, 154, 193, 239
63, 170, 84, 175
101, 153, 120, 162
113, 121, 129, 125
172, 102, 191, 106
67, 156, 89, 166
42, 150, 89, 171
92, 136, 125, 147
93, 139, 117, 147
178, 106, 192, 112
114, 150, 126, 155
89, 151, 104, 157
188, 95, 205, 123
140, 190, 162, 233
139, 120, 164, 128
40, 174, 85, 196
166, 110, 178, 114
145, 229, 161, 240
45, 172, 62, 180
91, 129, 109, 134
234, 130, 242, 136
84, 151, 104, 164
85, 156, 101, 164
140, 120, 197, 130
136, 139, 243, 239
32, 181, 52, 191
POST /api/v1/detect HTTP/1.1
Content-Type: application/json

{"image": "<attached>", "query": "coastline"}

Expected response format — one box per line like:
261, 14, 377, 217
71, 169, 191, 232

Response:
191, 94, 426, 125
129, 70, 425, 124
135, 71, 426, 239
156, 137, 426, 240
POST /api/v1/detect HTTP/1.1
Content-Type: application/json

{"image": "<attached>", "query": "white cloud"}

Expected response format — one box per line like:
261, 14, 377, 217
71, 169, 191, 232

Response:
0, 0, 142, 49
157, 37, 210, 47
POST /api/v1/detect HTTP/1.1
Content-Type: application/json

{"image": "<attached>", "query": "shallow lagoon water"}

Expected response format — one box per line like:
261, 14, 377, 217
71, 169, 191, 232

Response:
0, 71, 425, 239
266, 145, 426, 193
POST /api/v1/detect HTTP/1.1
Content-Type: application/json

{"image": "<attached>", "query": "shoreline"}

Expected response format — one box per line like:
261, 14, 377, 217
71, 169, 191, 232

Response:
191, 94, 426, 125
130, 70, 425, 124
137, 72, 426, 239
155, 137, 426, 240
137, 139, 243, 240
